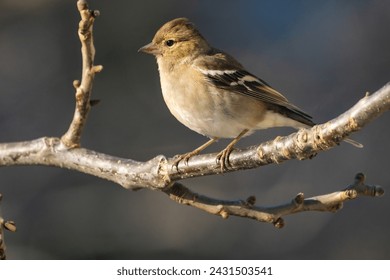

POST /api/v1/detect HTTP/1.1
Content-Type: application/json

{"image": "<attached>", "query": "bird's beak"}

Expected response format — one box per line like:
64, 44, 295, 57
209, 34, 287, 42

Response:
138, 42, 161, 55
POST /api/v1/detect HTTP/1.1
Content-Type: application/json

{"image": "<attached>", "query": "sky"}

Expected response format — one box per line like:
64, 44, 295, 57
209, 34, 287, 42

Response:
0, 0, 389, 259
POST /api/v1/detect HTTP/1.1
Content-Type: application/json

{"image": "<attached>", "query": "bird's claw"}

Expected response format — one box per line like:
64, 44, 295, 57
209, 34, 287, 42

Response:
216, 147, 234, 172
172, 153, 194, 170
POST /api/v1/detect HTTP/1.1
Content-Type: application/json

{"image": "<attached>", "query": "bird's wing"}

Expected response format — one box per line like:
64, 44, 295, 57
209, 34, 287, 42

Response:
194, 50, 314, 126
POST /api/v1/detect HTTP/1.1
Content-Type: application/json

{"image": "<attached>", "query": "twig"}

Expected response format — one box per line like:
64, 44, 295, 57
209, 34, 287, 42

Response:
165, 173, 384, 227
61, 0, 102, 148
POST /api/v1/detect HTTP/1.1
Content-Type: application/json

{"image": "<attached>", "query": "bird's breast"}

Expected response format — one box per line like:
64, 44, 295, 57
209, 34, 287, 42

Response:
157, 62, 272, 138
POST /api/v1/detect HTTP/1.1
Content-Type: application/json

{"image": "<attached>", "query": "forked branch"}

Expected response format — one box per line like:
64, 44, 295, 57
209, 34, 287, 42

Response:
0, 0, 387, 246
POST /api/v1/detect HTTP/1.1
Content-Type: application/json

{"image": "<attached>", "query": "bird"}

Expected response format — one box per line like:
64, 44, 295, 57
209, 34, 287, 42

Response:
139, 18, 361, 171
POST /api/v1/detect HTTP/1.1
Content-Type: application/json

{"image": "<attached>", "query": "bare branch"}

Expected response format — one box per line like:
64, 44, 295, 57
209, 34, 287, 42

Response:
0, 138, 167, 190
61, 1, 102, 148
0, 83, 389, 192
0, 0, 387, 236
165, 173, 384, 227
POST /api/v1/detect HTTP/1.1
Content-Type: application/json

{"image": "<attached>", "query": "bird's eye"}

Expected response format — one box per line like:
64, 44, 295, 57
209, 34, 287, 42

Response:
165, 39, 175, 47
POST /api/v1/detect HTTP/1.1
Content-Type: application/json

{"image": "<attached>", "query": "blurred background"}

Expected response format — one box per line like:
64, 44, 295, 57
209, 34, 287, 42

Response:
0, 0, 389, 259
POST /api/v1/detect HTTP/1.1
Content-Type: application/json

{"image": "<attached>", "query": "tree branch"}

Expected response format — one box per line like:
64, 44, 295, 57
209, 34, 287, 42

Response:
61, 0, 102, 148
0, 138, 167, 190
165, 173, 384, 227
0, 82, 388, 190
0, 0, 387, 233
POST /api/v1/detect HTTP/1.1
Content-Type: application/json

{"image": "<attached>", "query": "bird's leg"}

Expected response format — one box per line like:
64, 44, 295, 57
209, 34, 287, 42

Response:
216, 129, 249, 172
173, 137, 218, 169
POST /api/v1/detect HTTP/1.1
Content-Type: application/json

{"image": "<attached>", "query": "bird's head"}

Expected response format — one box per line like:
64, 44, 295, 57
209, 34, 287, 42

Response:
139, 18, 210, 61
